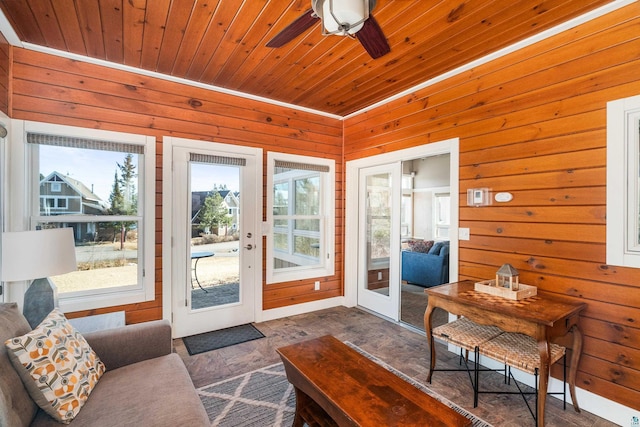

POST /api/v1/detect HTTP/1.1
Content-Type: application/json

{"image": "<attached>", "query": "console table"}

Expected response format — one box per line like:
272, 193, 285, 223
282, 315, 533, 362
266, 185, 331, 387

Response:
277, 335, 471, 427
424, 281, 586, 427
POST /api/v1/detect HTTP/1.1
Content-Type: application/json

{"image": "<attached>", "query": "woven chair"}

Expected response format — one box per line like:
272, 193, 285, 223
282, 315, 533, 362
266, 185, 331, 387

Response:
480, 332, 567, 422
431, 317, 504, 406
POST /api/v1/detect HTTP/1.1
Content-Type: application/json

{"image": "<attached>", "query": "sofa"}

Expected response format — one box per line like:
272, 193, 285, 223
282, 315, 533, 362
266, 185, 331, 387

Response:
0, 303, 209, 427
401, 240, 450, 287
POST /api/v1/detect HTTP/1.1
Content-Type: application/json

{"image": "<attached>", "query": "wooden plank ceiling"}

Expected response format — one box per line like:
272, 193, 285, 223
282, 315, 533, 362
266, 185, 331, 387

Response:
0, 0, 615, 116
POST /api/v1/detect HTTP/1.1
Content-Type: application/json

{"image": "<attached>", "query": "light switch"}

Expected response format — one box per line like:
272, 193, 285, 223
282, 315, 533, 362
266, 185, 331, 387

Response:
459, 228, 470, 240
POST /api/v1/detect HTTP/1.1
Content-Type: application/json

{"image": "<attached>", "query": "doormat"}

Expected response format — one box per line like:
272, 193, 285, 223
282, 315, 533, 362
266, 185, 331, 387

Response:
183, 324, 265, 356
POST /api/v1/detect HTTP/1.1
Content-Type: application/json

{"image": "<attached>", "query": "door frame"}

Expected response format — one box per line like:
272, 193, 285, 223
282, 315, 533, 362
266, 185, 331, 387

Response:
344, 138, 459, 311
162, 137, 263, 335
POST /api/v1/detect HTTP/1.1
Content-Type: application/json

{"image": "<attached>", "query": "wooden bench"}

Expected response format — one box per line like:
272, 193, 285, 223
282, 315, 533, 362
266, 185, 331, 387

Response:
431, 318, 567, 422
276, 335, 472, 427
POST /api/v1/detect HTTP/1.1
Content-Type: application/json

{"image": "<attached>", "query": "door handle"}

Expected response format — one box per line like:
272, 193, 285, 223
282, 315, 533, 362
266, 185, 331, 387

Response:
244, 244, 253, 250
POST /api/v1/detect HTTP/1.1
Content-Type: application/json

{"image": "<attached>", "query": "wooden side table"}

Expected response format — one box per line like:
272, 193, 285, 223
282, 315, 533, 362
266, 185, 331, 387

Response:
425, 281, 586, 427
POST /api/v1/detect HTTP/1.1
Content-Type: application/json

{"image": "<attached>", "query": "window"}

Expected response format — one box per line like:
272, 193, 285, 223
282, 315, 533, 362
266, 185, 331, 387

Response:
26, 122, 155, 312
607, 94, 640, 267
266, 153, 335, 283
433, 192, 451, 240
401, 174, 413, 238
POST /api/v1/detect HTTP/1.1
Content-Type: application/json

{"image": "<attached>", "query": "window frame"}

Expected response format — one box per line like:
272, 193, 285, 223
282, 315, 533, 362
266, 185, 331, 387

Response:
24, 121, 156, 312
266, 152, 335, 284
607, 94, 640, 267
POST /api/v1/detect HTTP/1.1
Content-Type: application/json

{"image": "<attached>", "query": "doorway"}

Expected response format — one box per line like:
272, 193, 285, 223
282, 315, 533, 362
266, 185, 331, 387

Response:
164, 137, 262, 338
399, 155, 451, 330
345, 139, 459, 328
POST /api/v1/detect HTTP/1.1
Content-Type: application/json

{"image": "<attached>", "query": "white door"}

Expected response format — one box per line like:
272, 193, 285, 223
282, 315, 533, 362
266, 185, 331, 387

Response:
170, 141, 261, 338
357, 163, 402, 320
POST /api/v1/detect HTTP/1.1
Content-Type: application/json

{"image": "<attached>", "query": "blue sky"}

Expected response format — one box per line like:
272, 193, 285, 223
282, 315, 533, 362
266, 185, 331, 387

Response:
40, 146, 240, 202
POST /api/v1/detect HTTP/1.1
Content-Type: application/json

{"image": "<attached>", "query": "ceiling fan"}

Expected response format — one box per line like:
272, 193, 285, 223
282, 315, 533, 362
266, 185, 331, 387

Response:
266, 0, 390, 59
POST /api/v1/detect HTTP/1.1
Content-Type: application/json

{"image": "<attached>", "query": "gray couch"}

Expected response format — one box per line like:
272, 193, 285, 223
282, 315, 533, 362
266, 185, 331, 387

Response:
0, 303, 209, 426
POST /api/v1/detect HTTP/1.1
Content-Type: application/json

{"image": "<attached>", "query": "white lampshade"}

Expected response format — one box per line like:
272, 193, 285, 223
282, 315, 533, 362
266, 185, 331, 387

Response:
313, 0, 370, 36
1, 228, 77, 282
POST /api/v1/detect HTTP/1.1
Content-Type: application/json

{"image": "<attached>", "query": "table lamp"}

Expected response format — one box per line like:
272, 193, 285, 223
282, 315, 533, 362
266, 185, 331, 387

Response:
1, 228, 77, 328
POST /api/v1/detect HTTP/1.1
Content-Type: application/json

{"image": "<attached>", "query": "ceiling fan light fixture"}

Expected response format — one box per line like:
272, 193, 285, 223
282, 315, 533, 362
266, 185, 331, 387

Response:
312, 0, 371, 36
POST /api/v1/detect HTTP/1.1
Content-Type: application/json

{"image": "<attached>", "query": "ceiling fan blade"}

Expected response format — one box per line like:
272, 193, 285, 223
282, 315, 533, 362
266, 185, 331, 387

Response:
266, 9, 319, 48
356, 15, 390, 59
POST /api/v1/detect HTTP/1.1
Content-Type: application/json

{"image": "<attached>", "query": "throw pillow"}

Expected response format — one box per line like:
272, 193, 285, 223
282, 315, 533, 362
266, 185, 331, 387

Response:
4, 309, 105, 424
428, 241, 444, 255
407, 239, 434, 253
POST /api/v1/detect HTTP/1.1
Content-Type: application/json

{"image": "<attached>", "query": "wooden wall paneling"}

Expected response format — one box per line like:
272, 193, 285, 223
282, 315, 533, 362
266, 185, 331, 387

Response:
459, 220, 605, 244
0, 33, 9, 115
345, 14, 640, 148
575, 370, 640, 413
577, 354, 640, 396
11, 49, 342, 138
344, 4, 640, 409
582, 336, 640, 373
461, 235, 605, 263
10, 46, 343, 320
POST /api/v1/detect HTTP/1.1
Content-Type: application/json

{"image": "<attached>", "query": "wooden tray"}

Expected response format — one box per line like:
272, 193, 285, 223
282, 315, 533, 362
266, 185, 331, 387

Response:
474, 280, 537, 300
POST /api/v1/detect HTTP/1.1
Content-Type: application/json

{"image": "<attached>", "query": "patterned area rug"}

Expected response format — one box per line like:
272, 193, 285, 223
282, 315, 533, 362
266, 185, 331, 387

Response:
183, 324, 265, 356
197, 342, 493, 427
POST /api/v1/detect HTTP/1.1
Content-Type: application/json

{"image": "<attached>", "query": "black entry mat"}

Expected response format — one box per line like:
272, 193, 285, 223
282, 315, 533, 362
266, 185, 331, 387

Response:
182, 324, 265, 356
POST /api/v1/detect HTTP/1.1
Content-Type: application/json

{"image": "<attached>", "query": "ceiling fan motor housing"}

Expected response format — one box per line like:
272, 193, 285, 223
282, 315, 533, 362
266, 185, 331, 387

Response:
312, 0, 375, 36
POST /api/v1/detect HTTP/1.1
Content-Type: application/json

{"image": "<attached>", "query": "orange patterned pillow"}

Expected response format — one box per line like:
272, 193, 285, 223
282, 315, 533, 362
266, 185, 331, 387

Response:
4, 309, 105, 424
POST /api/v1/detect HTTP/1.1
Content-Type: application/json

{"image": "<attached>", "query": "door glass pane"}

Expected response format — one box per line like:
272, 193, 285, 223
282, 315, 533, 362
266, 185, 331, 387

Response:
189, 163, 240, 310
366, 173, 392, 296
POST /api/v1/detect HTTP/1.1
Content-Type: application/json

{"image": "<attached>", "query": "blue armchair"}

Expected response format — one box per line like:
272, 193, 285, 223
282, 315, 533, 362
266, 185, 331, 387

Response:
401, 241, 450, 287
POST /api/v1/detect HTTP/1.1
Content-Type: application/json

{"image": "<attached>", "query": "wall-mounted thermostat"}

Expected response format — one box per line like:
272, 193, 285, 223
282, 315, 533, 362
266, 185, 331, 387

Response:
467, 188, 490, 206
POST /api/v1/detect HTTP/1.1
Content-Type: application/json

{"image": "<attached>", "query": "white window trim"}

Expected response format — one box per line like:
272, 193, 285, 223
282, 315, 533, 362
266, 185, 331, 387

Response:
15, 120, 156, 312
266, 152, 335, 284
607, 94, 640, 267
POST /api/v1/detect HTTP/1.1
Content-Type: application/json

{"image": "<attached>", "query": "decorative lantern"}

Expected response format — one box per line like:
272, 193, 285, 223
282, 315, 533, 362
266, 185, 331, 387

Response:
496, 264, 519, 290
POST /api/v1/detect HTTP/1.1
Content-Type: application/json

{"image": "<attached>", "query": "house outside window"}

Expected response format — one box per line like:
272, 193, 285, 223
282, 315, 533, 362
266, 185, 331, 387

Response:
266, 153, 335, 283
25, 122, 155, 312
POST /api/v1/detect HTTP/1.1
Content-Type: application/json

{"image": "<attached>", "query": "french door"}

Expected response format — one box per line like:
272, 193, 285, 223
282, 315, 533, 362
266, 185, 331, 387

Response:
357, 163, 402, 320
168, 139, 261, 338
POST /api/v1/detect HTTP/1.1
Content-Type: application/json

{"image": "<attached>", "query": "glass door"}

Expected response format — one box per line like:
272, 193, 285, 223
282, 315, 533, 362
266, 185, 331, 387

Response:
171, 144, 259, 338
357, 163, 401, 320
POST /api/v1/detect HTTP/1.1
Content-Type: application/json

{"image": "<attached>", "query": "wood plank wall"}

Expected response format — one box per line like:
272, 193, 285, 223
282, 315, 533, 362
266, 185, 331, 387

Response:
8, 47, 343, 321
344, 3, 640, 412
0, 32, 9, 116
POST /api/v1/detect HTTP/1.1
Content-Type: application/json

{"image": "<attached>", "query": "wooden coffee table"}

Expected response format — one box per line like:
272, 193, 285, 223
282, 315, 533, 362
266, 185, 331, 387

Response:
276, 335, 472, 427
